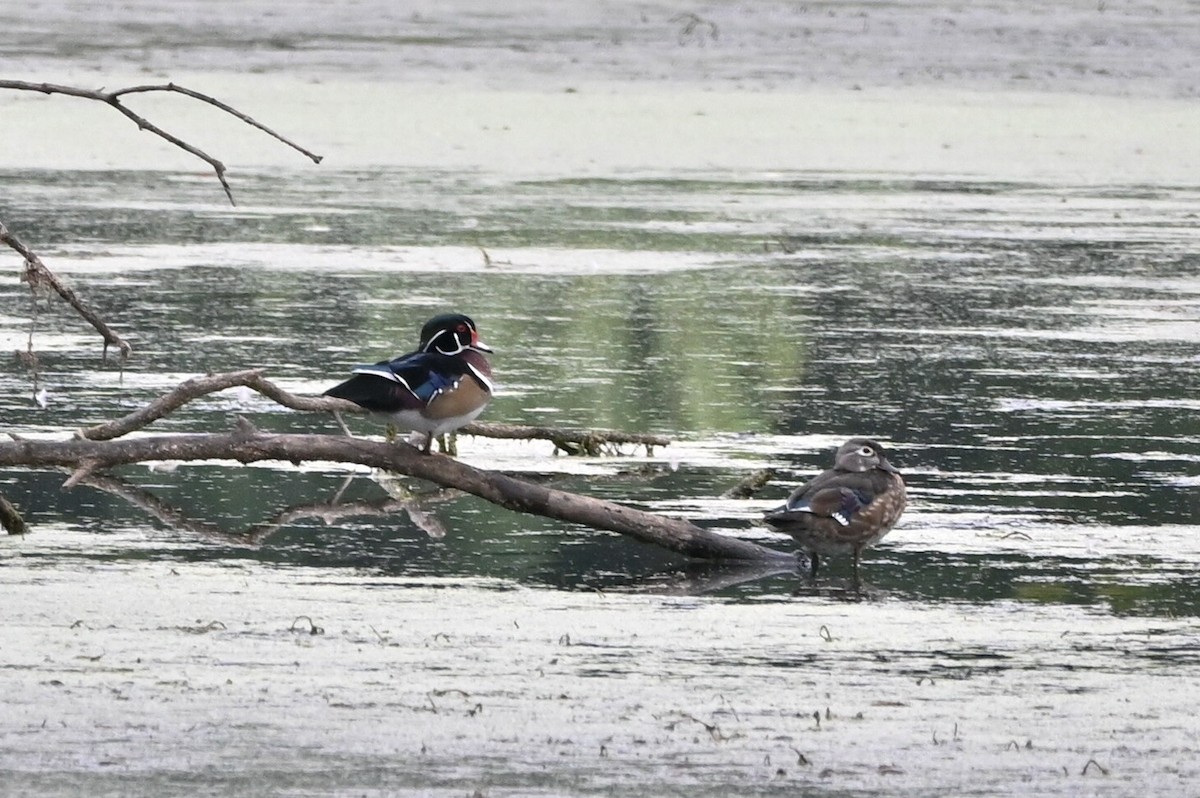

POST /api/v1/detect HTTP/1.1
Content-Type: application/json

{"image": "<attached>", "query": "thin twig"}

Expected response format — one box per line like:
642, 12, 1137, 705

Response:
111, 83, 323, 164
19, 290, 42, 400
678, 713, 731, 742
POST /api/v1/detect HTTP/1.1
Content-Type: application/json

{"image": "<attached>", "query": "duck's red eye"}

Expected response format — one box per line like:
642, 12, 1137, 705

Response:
456, 324, 468, 333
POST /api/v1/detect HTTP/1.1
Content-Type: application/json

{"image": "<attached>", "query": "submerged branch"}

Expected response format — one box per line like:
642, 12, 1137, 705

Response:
721, 468, 777, 499
0, 492, 28, 535
78, 471, 439, 546
462, 421, 669, 455
0, 429, 790, 563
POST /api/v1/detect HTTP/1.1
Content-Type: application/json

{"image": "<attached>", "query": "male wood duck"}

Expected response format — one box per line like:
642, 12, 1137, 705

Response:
324, 313, 495, 453
763, 438, 906, 583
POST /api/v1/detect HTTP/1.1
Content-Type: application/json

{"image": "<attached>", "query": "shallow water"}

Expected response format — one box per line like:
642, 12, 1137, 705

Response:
3, 1, 1200, 795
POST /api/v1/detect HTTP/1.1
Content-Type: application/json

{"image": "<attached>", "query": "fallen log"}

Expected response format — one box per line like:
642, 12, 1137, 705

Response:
0, 426, 792, 563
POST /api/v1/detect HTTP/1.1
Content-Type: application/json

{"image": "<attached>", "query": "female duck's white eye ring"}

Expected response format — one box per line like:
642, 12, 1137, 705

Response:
858, 446, 875, 457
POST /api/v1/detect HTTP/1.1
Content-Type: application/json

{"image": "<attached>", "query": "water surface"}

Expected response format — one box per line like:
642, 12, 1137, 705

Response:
3, 2, 1200, 794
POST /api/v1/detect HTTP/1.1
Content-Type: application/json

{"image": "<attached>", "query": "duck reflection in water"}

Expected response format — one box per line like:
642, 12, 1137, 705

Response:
764, 438, 907, 584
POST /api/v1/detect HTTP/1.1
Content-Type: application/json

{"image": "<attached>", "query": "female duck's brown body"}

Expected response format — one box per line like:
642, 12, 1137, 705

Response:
763, 438, 907, 582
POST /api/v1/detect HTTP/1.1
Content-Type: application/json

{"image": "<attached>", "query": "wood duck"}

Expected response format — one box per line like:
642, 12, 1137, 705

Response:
763, 438, 906, 583
324, 313, 495, 453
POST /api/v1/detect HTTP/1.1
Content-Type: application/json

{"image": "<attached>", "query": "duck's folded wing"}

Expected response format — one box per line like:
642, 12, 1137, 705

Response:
324, 353, 449, 411
374, 352, 468, 400
324, 371, 419, 412
765, 486, 874, 528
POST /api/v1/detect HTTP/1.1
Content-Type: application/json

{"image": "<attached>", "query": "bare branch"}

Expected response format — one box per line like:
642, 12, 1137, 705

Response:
1, 80, 323, 362
75, 369, 672, 456
1, 221, 133, 362
75, 369, 349, 440
0, 80, 323, 204
462, 421, 670, 454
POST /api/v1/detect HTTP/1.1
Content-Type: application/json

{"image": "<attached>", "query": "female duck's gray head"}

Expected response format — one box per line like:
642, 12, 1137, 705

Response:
833, 438, 900, 474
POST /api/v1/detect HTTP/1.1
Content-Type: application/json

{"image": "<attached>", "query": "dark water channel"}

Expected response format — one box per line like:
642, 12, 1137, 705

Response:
3, 167, 1199, 795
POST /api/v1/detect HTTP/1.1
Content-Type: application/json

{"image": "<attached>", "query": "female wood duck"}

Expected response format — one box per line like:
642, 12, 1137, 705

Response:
324, 313, 495, 453
763, 438, 906, 583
